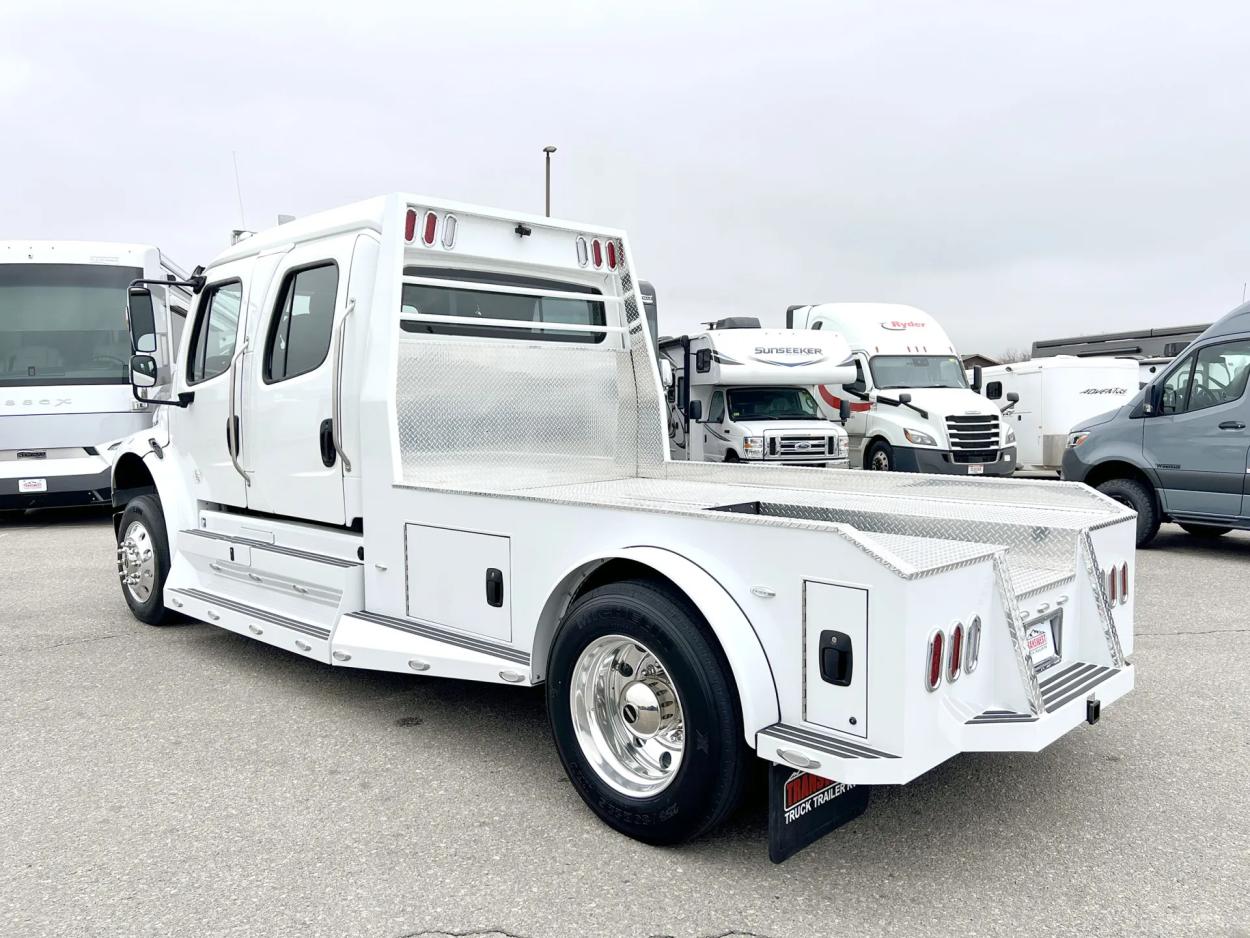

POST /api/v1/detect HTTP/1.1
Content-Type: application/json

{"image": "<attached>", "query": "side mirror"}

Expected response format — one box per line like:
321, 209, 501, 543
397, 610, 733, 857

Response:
130, 353, 158, 389
128, 287, 157, 354
898, 392, 912, 404
839, 399, 851, 424
971, 365, 983, 393
1145, 382, 1162, 415
687, 399, 703, 422
1007, 391, 1020, 404
659, 359, 674, 390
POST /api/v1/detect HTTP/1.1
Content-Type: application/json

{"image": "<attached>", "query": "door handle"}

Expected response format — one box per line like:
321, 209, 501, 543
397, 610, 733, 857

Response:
319, 419, 336, 467
1218, 421, 1246, 430
485, 568, 504, 608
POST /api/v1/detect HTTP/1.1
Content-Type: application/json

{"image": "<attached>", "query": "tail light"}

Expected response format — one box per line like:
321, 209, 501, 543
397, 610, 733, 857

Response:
404, 208, 418, 242
575, 236, 589, 267
948, 622, 963, 682
591, 239, 603, 268
1107, 568, 1118, 605
422, 211, 438, 246
964, 615, 982, 673
925, 629, 944, 692
606, 240, 618, 269
1119, 562, 1129, 605
441, 214, 458, 249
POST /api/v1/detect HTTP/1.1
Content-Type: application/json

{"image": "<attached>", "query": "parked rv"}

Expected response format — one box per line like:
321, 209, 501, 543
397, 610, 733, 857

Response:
978, 357, 1139, 473
110, 195, 1135, 859
787, 303, 1016, 475
659, 318, 853, 467
1064, 301, 1250, 547
0, 241, 189, 511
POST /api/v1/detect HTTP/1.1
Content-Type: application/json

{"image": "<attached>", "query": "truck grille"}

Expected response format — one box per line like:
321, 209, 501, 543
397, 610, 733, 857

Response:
946, 414, 1000, 450
766, 434, 839, 458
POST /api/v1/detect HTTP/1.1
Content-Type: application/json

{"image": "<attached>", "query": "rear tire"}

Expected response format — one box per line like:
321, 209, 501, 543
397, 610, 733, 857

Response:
116, 494, 176, 625
1095, 477, 1160, 548
866, 439, 893, 471
1178, 523, 1232, 538
546, 579, 749, 845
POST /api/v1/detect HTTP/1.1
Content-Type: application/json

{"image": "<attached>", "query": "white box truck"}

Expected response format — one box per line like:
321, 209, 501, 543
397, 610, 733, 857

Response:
787, 303, 1017, 475
0, 241, 190, 510
110, 195, 1135, 861
659, 318, 853, 467
977, 356, 1139, 473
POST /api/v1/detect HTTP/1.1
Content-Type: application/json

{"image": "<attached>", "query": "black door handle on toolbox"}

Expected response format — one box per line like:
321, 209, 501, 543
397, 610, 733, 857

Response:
819, 630, 853, 686
485, 568, 504, 607
319, 419, 336, 467
1218, 421, 1246, 430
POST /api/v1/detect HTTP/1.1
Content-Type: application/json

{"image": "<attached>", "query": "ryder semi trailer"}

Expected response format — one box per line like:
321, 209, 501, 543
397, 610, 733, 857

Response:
110, 195, 1136, 861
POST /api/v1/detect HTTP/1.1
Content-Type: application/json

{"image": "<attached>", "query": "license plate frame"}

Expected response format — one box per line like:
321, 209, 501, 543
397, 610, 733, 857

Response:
967, 463, 984, 475
18, 478, 48, 493
1025, 610, 1063, 672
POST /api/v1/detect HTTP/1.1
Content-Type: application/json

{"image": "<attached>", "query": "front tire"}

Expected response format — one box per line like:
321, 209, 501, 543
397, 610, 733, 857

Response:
1179, 523, 1232, 538
1096, 477, 1160, 547
546, 579, 749, 845
116, 494, 176, 625
866, 439, 894, 471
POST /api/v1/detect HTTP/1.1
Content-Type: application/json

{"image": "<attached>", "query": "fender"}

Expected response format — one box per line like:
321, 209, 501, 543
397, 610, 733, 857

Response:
110, 426, 195, 546
534, 546, 781, 744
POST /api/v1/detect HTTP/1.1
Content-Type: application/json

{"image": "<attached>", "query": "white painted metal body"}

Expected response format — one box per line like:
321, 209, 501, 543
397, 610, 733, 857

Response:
789, 303, 1017, 475
112, 195, 1135, 790
659, 327, 853, 467
978, 357, 1140, 472
1, 241, 187, 507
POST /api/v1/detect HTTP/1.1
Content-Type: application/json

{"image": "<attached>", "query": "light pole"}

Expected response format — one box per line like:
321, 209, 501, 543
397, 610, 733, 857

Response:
543, 145, 557, 216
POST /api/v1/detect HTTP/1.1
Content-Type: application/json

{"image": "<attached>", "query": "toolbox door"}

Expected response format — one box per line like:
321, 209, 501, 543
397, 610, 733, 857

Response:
803, 580, 868, 739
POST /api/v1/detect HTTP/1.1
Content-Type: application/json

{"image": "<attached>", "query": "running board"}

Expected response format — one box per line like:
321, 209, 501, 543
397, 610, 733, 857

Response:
757, 723, 900, 786
168, 587, 332, 662
330, 611, 534, 686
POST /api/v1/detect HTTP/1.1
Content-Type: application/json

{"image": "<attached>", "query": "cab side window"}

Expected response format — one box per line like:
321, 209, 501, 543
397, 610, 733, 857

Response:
846, 359, 867, 395
1188, 339, 1250, 412
265, 262, 339, 383
708, 390, 725, 423
1159, 354, 1195, 415
187, 280, 243, 385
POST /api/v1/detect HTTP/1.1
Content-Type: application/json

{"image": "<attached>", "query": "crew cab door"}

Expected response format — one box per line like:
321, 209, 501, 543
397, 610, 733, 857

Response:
1143, 339, 1250, 517
173, 263, 252, 508
242, 235, 356, 526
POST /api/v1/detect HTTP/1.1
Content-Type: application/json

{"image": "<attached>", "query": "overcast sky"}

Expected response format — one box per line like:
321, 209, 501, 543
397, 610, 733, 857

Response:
2, 0, 1248, 355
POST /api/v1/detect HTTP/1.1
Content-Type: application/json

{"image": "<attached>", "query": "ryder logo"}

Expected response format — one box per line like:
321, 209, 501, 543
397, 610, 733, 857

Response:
880, 320, 927, 331
782, 771, 856, 824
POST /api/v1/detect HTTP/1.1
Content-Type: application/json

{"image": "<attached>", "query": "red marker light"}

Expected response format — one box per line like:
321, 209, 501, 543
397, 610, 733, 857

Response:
606, 240, 617, 269
422, 212, 438, 246
591, 239, 603, 268
404, 209, 417, 242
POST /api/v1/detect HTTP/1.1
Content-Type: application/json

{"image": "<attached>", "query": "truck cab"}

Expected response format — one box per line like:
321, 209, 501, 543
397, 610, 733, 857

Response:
660, 319, 852, 467
788, 303, 1016, 476
1063, 301, 1250, 546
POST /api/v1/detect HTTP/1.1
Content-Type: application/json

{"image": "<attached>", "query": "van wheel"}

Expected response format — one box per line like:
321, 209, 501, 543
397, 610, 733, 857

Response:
116, 495, 176, 625
1095, 478, 1160, 547
866, 440, 893, 471
1179, 523, 1232, 538
546, 579, 748, 845
724, 451, 740, 463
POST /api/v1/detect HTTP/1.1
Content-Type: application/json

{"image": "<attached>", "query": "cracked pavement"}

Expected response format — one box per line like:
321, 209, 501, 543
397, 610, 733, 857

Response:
1, 509, 1247, 937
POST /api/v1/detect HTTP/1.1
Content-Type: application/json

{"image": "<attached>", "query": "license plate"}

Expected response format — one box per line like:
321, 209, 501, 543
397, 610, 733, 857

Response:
1026, 619, 1059, 670
18, 478, 48, 493
967, 464, 984, 475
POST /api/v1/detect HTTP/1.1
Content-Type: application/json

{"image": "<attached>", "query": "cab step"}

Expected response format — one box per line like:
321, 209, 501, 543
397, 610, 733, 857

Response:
168, 587, 332, 662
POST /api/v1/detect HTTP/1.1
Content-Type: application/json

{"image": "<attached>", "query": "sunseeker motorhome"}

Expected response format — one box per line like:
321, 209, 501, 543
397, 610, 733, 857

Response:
787, 303, 1016, 475
0, 241, 189, 510
659, 318, 853, 467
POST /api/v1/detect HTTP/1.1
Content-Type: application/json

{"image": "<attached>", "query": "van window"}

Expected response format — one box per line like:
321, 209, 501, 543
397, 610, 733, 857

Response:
708, 390, 726, 423
1187, 339, 1250, 412
187, 280, 242, 385
986, 381, 1003, 400
265, 262, 339, 383
1159, 354, 1195, 415
400, 267, 605, 344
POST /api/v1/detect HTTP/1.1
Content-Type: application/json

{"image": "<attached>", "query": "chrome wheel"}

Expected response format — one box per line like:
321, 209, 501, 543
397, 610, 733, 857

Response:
869, 448, 891, 471
569, 634, 686, 797
117, 519, 156, 603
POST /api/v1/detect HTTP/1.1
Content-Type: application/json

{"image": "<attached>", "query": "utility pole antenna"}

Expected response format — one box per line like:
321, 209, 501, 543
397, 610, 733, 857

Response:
232, 150, 246, 227
1242, 281, 1246, 303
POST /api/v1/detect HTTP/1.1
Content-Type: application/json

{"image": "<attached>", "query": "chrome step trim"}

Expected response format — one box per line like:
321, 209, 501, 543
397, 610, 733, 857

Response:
171, 587, 331, 640
183, 529, 360, 568
761, 722, 899, 760
352, 610, 530, 666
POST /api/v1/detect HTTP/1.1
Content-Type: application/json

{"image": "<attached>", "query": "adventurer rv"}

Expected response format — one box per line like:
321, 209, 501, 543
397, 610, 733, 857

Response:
1, 241, 189, 510
977, 357, 1139, 473
110, 195, 1135, 860
659, 318, 853, 467
787, 303, 1016, 476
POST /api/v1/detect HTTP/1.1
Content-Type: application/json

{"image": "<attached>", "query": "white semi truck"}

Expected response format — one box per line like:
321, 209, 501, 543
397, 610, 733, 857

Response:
659, 318, 853, 468
0, 241, 189, 511
976, 356, 1139, 473
110, 195, 1135, 861
787, 303, 1017, 476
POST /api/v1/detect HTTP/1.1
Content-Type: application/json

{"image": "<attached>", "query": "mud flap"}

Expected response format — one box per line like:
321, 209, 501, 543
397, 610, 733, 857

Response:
768, 763, 871, 863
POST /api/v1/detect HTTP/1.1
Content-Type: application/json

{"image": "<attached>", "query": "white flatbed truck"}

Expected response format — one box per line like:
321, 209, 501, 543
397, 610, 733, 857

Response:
111, 195, 1136, 860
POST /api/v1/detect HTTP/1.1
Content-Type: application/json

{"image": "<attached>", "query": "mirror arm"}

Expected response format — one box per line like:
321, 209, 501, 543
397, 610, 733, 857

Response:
132, 385, 194, 408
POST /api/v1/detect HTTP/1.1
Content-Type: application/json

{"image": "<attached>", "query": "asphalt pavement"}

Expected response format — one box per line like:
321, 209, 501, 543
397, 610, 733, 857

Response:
1, 508, 1246, 938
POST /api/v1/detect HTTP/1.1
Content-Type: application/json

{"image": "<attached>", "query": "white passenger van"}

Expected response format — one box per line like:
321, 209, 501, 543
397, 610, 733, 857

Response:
0, 241, 189, 511
110, 196, 1135, 861
977, 357, 1139, 473
787, 303, 1016, 475
659, 318, 853, 467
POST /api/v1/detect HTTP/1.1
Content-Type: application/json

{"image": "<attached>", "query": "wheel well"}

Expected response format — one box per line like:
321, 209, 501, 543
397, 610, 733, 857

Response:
1082, 460, 1160, 510
862, 435, 888, 468
111, 452, 157, 513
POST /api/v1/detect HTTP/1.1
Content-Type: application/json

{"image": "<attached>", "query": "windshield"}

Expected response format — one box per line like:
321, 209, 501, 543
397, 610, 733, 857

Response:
0, 263, 141, 386
727, 387, 824, 421
869, 355, 968, 390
